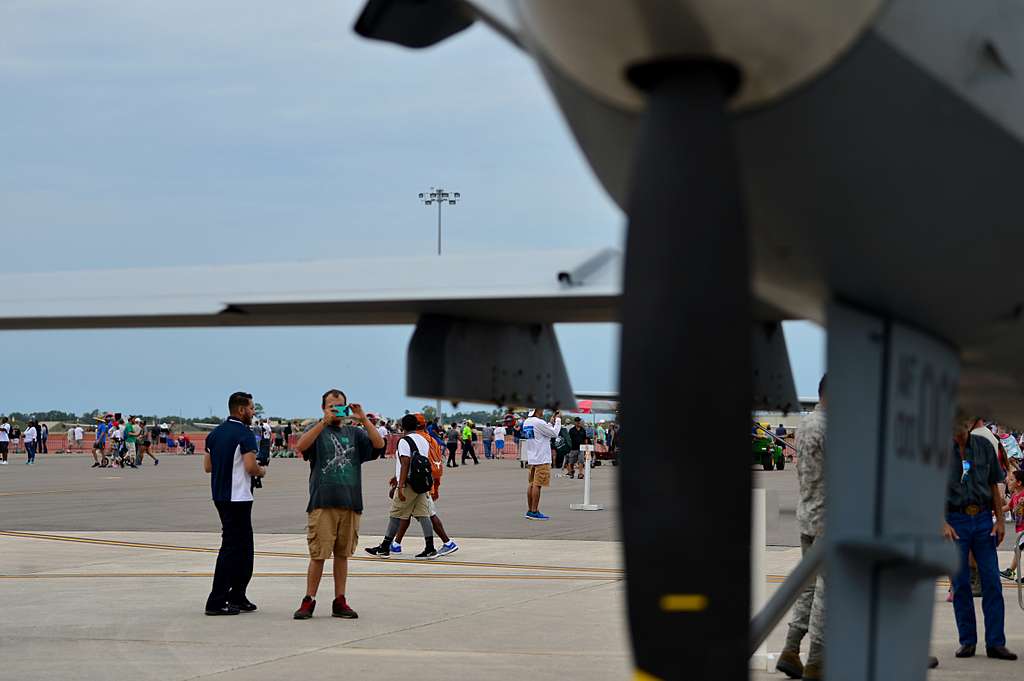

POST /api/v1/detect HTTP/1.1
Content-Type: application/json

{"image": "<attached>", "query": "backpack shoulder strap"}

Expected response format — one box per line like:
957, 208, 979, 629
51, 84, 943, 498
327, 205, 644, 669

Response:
401, 435, 420, 457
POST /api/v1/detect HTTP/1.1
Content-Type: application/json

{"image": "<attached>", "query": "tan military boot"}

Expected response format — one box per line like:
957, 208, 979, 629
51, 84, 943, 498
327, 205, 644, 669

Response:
802, 661, 823, 680
775, 650, 803, 679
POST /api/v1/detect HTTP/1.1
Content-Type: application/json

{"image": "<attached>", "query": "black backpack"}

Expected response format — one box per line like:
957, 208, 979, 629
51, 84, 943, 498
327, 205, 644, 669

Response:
403, 436, 433, 494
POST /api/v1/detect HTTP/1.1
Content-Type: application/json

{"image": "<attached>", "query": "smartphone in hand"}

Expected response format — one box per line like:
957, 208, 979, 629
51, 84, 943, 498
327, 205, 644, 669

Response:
332, 405, 352, 418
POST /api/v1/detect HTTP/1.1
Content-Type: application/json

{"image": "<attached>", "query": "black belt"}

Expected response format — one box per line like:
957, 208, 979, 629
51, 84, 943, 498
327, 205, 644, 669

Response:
946, 503, 991, 516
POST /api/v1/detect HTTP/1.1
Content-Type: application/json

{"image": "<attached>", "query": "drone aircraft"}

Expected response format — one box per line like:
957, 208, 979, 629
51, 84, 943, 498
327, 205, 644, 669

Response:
2, 1, 1022, 679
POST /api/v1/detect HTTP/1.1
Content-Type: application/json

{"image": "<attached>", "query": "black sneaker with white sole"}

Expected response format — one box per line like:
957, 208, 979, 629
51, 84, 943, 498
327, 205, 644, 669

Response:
415, 548, 438, 559
364, 546, 390, 558
229, 599, 258, 612
205, 603, 240, 616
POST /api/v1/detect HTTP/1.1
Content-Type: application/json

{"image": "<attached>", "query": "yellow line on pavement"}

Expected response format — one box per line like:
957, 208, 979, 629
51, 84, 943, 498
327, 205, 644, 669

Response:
0, 571, 616, 581
0, 530, 624, 575
0, 532, 960, 587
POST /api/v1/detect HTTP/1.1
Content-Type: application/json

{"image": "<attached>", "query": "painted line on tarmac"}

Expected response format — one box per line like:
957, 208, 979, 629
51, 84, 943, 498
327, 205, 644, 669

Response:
0, 571, 616, 581
0, 489, 79, 497
0, 481, 207, 497
764, 575, 956, 588
0, 567, 954, 587
0, 530, 624, 575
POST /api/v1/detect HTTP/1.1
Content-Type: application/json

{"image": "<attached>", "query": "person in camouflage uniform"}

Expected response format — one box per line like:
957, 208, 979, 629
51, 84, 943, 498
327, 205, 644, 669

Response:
776, 374, 827, 681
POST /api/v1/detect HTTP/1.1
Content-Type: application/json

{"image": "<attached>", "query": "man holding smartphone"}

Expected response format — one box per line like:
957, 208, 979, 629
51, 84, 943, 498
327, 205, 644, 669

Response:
521, 408, 562, 520
203, 392, 266, 616
292, 389, 385, 620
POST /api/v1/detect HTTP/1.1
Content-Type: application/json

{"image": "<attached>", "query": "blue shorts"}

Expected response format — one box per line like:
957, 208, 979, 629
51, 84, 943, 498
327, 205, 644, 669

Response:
495, 441, 504, 449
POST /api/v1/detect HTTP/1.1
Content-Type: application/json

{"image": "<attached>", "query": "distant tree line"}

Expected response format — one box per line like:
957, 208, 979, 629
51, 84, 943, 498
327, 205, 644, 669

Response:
415, 406, 509, 425
0, 410, 225, 427
2, 405, 537, 428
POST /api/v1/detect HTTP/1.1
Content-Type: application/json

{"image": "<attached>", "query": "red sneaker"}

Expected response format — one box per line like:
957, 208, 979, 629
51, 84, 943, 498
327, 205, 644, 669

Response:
332, 596, 358, 619
293, 595, 316, 620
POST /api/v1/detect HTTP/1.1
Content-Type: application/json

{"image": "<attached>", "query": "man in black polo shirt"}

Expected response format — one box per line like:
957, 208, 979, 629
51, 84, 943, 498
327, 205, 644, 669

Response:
943, 417, 1016, 660
203, 391, 266, 616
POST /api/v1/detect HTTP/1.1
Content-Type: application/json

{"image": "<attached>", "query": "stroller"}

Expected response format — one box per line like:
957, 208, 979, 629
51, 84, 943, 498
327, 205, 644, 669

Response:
102, 437, 133, 468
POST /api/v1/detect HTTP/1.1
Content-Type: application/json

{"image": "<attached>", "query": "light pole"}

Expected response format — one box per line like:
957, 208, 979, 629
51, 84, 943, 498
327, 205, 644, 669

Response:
418, 187, 460, 256
418, 187, 460, 421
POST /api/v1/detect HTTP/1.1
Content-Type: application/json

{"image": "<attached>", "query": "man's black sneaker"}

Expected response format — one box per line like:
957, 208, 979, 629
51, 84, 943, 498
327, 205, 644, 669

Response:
987, 646, 1018, 660
415, 548, 438, 559
293, 596, 315, 620
205, 604, 241, 616
154, 459, 159, 466
955, 644, 976, 658
90, 463, 100, 468
229, 599, 258, 613
364, 546, 390, 558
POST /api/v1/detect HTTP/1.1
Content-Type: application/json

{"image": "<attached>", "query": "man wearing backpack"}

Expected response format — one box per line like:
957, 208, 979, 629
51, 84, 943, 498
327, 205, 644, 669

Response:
365, 414, 437, 559
389, 413, 460, 557
292, 389, 386, 620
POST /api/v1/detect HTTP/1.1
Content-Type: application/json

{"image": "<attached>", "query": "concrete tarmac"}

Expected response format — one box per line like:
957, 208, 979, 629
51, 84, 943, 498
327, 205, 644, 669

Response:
0, 529, 628, 681
0, 452, 811, 546
2, 451, 1023, 680
0, 453, 619, 540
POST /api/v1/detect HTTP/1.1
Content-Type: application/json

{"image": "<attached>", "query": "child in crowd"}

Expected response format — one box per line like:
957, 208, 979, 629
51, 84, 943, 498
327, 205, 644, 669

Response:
1001, 470, 1024, 580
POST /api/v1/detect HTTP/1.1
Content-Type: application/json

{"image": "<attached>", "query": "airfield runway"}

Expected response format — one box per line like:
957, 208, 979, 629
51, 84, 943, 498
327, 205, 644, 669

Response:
0, 451, 811, 545
1, 453, 1021, 680
0, 453, 619, 540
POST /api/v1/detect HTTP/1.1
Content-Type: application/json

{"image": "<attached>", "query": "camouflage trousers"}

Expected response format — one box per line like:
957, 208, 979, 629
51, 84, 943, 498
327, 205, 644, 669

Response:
788, 532, 826, 647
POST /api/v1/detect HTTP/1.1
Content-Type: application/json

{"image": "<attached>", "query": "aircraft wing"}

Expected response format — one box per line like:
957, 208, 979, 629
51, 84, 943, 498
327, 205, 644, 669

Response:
573, 390, 620, 401
0, 249, 621, 330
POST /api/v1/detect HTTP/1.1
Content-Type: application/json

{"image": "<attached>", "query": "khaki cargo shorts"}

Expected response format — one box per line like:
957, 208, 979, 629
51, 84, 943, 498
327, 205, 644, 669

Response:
307, 507, 360, 560
528, 463, 551, 488
389, 485, 430, 519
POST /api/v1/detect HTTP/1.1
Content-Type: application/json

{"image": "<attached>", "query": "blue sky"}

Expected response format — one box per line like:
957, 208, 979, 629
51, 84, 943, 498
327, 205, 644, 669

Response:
0, 1, 825, 418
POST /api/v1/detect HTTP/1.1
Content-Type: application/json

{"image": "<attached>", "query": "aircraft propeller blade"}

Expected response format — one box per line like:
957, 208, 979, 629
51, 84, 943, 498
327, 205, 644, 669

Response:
618, 60, 751, 680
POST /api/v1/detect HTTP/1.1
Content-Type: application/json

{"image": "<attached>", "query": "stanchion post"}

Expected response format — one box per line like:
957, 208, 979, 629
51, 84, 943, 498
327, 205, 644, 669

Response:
570, 445, 604, 511
749, 488, 773, 670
